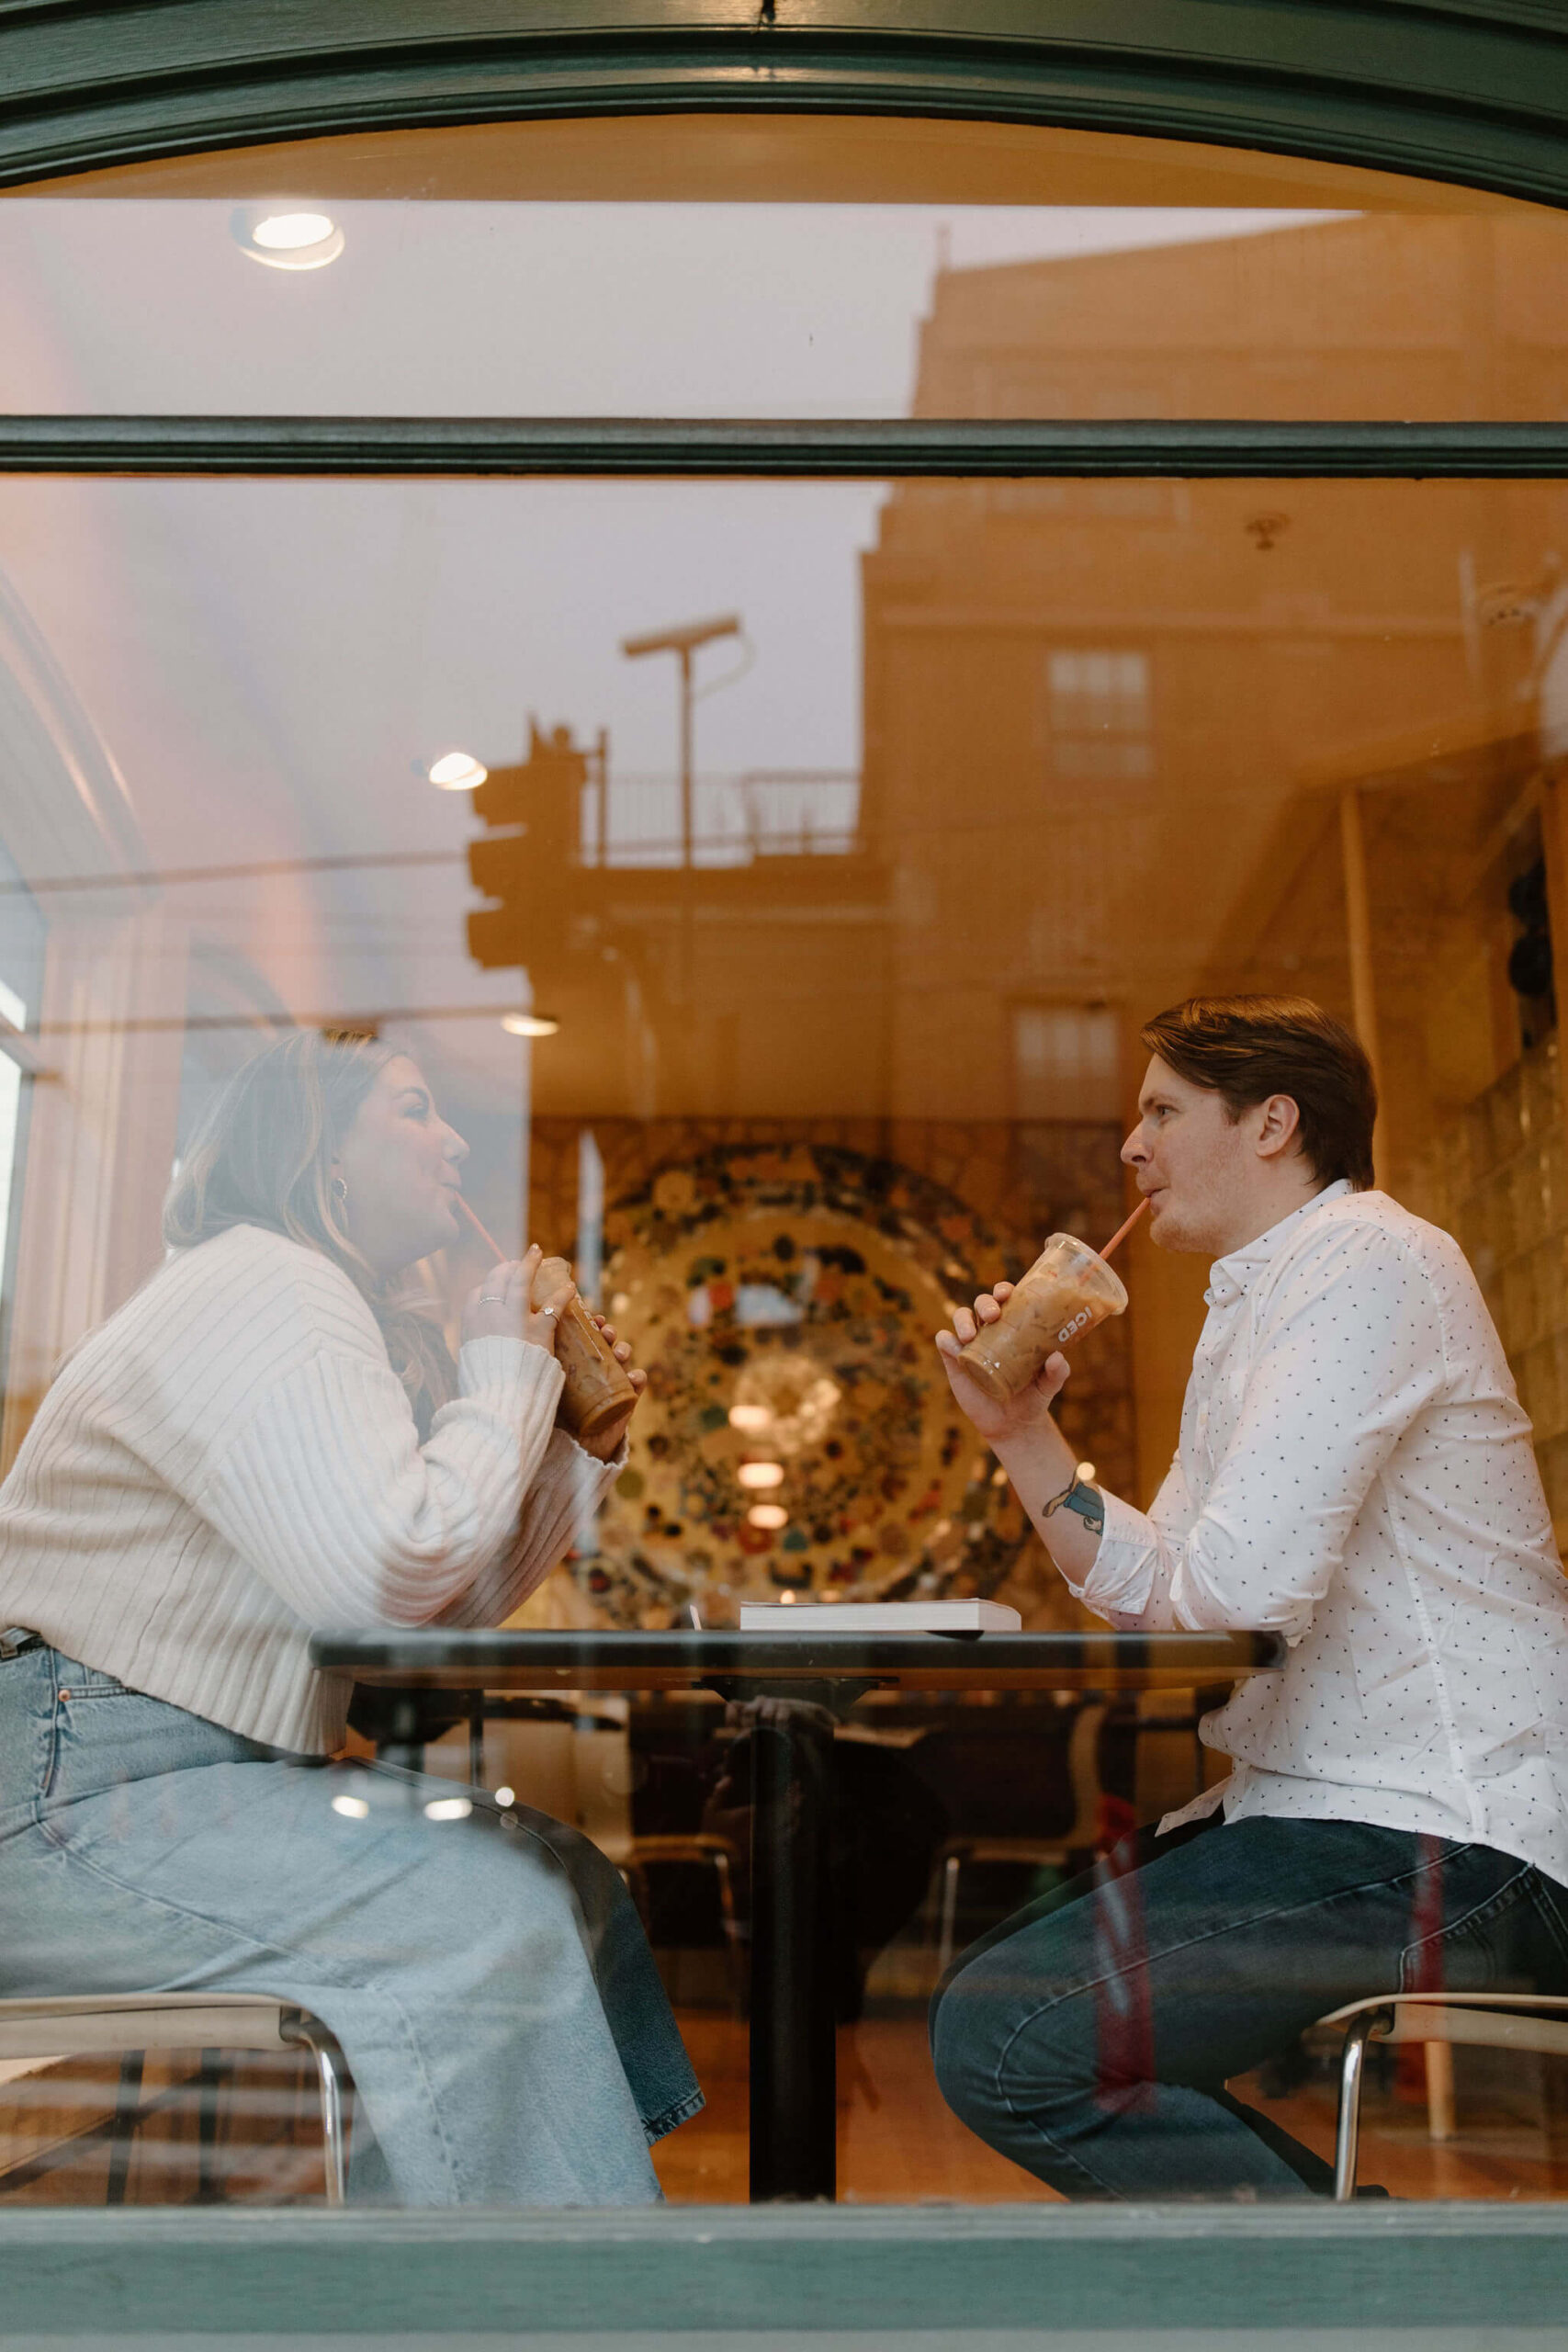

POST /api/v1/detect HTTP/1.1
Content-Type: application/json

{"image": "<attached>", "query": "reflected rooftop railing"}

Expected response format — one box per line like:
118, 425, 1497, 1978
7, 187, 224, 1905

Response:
579, 770, 861, 869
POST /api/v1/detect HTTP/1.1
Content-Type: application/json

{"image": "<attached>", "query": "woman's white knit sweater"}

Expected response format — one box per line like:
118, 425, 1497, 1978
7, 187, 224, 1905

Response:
0, 1223, 615, 1754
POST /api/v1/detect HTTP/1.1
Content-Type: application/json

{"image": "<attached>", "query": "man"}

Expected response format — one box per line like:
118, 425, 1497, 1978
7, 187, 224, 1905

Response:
930, 993, 1568, 2199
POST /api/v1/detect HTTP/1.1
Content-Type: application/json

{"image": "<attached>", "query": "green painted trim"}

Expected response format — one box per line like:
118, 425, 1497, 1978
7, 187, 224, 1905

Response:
0, 4, 1566, 212
0, 417, 1565, 478
2, 2203, 1568, 2335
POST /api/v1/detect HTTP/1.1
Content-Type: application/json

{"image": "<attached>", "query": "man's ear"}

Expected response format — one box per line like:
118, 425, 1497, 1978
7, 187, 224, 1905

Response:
1253, 1092, 1303, 1162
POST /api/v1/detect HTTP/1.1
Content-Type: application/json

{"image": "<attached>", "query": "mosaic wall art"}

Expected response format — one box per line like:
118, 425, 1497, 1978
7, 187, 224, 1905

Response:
570, 1140, 1063, 1626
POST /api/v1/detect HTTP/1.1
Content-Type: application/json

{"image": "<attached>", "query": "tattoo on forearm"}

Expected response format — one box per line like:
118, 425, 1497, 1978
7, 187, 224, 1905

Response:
1041, 1475, 1105, 1537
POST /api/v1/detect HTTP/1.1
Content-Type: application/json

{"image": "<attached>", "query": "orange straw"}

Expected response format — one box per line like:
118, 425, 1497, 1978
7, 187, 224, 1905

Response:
453, 1193, 506, 1262
1099, 1196, 1149, 1262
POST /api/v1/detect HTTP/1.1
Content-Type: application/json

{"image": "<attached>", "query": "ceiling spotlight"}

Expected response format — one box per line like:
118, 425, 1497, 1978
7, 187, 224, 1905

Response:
728, 1403, 772, 1434
747, 1503, 788, 1530
231, 207, 345, 271
738, 1461, 784, 1491
501, 1012, 560, 1039
427, 750, 488, 791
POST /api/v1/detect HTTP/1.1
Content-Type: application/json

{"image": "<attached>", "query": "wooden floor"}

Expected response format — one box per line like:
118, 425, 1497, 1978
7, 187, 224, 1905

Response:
653, 2014, 1568, 2205
5, 2014, 1568, 2206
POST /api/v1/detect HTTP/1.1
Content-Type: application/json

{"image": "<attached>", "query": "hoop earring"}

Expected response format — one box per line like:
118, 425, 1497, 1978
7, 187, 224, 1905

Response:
331, 1175, 349, 1211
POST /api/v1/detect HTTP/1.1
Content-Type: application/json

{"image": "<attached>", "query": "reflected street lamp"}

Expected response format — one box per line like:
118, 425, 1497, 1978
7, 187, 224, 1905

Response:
620, 613, 741, 866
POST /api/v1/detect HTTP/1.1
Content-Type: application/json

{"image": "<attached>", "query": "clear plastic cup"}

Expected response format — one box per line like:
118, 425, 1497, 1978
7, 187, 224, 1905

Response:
956, 1232, 1128, 1409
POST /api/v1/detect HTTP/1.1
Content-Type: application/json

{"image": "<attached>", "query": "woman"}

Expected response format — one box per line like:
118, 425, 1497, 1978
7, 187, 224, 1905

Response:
0, 1030, 701, 2204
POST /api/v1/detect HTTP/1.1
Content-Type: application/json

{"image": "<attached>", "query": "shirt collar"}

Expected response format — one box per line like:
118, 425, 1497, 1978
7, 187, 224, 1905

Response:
1205, 1179, 1353, 1309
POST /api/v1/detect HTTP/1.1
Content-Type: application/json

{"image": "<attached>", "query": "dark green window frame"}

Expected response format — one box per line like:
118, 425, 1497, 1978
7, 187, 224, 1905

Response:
0, 420, 1564, 479
2, 1, 1568, 2330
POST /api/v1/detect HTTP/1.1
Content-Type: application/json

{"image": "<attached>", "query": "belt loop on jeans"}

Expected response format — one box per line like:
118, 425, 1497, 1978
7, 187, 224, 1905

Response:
0, 1628, 42, 1661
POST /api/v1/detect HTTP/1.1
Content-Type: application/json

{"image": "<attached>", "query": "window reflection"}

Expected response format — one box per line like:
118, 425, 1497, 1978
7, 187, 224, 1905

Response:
1, 451, 1566, 2200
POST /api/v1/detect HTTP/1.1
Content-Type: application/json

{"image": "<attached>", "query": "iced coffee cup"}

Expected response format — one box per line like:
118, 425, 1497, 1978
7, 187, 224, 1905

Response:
956, 1232, 1128, 1410
536, 1255, 639, 1446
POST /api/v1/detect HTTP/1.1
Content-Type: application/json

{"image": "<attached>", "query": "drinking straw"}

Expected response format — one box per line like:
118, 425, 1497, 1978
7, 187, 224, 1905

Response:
1099, 1196, 1150, 1262
453, 1193, 506, 1261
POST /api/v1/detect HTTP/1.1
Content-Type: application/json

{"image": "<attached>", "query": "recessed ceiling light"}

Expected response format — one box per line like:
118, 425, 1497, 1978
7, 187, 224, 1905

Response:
747, 1503, 788, 1530
501, 1013, 560, 1039
738, 1461, 784, 1491
427, 750, 488, 791
729, 1403, 772, 1434
231, 206, 345, 271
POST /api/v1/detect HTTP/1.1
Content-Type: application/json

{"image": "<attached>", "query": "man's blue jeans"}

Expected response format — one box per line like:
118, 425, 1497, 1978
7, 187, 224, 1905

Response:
930, 1812, 1568, 2199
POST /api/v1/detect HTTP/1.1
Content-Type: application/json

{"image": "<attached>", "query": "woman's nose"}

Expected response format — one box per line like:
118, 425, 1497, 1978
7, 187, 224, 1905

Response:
444, 1125, 469, 1165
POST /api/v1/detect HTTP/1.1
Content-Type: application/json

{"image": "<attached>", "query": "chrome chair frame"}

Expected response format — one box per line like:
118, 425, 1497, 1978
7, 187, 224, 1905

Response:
1321, 1989, 1568, 2199
0, 1993, 350, 2204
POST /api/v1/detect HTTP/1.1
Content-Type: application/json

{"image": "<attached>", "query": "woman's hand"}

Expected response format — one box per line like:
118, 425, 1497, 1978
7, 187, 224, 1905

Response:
574, 1310, 647, 1461
588, 1312, 648, 1403
933, 1282, 1072, 1445
462, 1244, 574, 1353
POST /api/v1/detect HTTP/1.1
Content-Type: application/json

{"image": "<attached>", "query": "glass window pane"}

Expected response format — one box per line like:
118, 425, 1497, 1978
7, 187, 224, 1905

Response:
5, 466, 1568, 2208
1, 114, 1564, 418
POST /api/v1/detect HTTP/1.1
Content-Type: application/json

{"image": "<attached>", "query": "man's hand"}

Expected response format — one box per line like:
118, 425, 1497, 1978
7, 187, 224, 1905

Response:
934, 1281, 1072, 1443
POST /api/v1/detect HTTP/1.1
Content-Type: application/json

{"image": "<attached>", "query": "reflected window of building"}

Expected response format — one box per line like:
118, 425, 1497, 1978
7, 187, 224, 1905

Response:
1045, 650, 1154, 780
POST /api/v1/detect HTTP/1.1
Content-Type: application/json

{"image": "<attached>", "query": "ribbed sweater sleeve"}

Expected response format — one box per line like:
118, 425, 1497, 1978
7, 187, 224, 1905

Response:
187, 1310, 566, 1629
0, 1225, 605, 1748
433, 1426, 626, 1628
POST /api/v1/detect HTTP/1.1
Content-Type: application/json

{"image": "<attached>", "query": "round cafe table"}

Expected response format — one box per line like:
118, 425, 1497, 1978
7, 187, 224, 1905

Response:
310, 1628, 1285, 2202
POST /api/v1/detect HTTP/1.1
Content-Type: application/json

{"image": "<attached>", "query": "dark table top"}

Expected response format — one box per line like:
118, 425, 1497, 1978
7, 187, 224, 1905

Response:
310, 1628, 1286, 1694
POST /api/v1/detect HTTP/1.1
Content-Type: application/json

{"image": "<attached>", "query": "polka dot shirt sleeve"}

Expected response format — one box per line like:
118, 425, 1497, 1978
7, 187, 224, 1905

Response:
1080, 1221, 1445, 1636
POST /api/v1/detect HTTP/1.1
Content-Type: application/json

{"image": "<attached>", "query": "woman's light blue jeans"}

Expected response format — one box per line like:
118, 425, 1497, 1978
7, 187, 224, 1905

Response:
0, 1644, 702, 2205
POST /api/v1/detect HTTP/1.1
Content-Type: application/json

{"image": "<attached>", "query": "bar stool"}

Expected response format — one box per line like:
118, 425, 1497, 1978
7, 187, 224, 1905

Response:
0, 1994, 350, 2204
932, 1703, 1109, 1975
622, 1832, 746, 2010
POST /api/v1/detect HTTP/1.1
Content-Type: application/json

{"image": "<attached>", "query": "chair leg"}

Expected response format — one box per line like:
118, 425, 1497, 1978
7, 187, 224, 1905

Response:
1334, 2010, 1392, 2200
281, 2018, 348, 2205
105, 2049, 145, 2206
937, 1852, 963, 1980
709, 1849, 745, 2017
1425, 2039, 1456, 2142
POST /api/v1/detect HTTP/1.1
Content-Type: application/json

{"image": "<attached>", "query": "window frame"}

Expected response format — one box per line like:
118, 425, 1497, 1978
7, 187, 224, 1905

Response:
1, 0, 1567, 2301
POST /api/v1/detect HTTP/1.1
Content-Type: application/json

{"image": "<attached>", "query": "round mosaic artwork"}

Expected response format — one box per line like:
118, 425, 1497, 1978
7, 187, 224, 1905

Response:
574, 1143, 1036, 1626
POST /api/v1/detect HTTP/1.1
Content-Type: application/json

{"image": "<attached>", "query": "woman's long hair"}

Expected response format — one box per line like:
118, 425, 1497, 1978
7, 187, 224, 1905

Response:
164, 1030, 457, 1429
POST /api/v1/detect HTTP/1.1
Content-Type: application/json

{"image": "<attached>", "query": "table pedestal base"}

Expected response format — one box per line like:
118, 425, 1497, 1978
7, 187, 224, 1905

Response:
748, 1703, 836, 2201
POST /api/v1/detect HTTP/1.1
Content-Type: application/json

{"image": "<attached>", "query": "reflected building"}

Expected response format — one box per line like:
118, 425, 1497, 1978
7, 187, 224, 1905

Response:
866, 209, 1568, 1528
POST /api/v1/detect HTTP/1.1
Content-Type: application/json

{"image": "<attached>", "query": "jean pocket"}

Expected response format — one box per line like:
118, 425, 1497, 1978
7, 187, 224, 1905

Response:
50, 1650, 134, 1702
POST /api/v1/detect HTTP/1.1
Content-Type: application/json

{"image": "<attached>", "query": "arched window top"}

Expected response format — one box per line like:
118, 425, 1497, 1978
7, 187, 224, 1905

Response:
2, 115, 1566, 423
